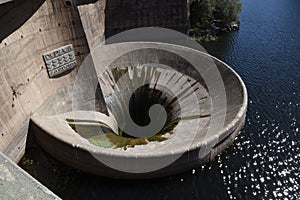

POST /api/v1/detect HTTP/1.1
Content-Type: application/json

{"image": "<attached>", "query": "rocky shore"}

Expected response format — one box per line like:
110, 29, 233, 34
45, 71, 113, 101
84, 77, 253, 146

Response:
189, 20, 240, 42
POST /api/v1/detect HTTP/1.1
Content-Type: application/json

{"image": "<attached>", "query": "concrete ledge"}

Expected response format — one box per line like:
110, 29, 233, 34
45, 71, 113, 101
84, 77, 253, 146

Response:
0, 151, 60, 200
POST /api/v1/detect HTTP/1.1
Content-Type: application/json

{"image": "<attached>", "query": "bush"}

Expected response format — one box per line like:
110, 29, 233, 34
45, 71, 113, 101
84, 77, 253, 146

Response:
217, 0, 242, 23
190, 0, 242, 25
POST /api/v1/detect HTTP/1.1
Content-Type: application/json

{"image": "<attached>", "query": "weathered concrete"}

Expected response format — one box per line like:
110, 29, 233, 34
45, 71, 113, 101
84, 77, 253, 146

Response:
78, 0, 106, 49
0, 0, 191, 163
1, 0, 246, 180
0, 0, 89, 162
0, 151, 61, 200
77, 0, 190, 49
105, 0, 189, 38
31, 42, 248, 179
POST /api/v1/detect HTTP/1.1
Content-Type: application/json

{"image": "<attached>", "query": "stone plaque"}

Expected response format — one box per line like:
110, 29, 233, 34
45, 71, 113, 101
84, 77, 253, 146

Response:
43, 44, 77, 78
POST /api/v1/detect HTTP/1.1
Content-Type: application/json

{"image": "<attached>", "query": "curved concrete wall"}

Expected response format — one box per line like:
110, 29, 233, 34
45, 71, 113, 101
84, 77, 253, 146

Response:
31, 42, 247, 179
0, 0, 89, 162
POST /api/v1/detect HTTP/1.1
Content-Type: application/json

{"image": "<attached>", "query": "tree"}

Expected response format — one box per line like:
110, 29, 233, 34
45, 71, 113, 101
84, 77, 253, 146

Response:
215, 0, 242, 23
190, 0, 217, 24
191, 0, 242, 25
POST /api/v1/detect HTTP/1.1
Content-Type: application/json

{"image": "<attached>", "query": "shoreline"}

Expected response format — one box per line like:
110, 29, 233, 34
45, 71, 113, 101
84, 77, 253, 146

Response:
189, 20, 240, 42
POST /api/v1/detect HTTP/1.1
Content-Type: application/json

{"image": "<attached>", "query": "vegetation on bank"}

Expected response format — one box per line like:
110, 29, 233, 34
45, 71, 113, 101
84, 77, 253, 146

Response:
190, 0, 242, 42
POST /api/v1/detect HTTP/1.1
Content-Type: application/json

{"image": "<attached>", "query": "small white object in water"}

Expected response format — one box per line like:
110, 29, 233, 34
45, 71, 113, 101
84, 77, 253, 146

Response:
180, 178, 184, 182
192, 169, 196, 174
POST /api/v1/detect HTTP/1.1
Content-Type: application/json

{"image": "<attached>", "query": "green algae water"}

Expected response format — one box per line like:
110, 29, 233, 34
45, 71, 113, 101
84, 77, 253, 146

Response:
20, 0, 300, 199
66, 118, 178, 149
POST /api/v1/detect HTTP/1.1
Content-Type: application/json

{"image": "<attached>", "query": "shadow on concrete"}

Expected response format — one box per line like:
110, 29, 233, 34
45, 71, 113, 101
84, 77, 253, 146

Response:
0, 0, 45, 42
75, 0, 98, 6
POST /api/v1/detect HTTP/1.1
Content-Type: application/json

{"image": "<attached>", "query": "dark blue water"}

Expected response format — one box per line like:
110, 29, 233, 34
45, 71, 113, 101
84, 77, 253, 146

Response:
21, 0, 300, 199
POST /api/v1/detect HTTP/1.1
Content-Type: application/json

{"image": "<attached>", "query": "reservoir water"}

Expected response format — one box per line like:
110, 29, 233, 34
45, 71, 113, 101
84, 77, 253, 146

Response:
20, 0, 300, 199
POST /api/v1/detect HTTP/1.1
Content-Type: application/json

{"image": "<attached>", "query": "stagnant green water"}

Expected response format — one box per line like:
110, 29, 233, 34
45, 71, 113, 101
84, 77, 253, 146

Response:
67, 118, 179, 149
20, 0, 300, 199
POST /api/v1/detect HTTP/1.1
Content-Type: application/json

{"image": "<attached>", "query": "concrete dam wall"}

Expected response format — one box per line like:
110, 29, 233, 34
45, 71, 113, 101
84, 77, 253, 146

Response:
0, 0, 247, 180
0, 0, 190, 162
0, 0, 90, 162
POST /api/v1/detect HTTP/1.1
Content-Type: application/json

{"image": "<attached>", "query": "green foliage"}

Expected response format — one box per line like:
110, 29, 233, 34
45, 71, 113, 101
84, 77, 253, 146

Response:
217, 0, 242, 23
190, 0, 217, 24
191, 0, 242, 25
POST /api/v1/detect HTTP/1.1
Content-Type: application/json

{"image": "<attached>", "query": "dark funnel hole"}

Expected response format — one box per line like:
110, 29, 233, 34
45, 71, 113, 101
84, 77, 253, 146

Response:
69, 84, 181, 149
121, 84, 180, 138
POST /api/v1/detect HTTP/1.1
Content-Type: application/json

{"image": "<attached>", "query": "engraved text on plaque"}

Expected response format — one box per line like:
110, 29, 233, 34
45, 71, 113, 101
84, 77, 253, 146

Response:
43, 44, 77, 78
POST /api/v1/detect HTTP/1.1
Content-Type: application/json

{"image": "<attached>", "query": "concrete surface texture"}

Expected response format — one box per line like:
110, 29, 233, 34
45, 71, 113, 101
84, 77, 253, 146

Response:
0, 0, 190, 163
31, 42, 248, 179
78, 0, 189, 48
0, 151, 60, 200
0, 0, 246, 181
0, 0, 89, 162
104, 0, 189, 38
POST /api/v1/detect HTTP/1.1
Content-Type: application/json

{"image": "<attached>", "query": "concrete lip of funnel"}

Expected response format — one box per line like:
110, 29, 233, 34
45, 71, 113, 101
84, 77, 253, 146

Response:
31, 42, 248, 179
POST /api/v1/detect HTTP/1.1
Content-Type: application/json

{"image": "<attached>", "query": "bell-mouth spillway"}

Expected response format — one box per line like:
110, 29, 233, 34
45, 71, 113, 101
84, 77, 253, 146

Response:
30, 42, 248, 179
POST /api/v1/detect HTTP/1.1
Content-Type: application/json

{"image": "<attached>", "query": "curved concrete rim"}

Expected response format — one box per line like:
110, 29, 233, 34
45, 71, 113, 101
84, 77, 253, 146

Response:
31, 41, 248, 177
90, 41, 248, 156
33, 46, 247, 156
